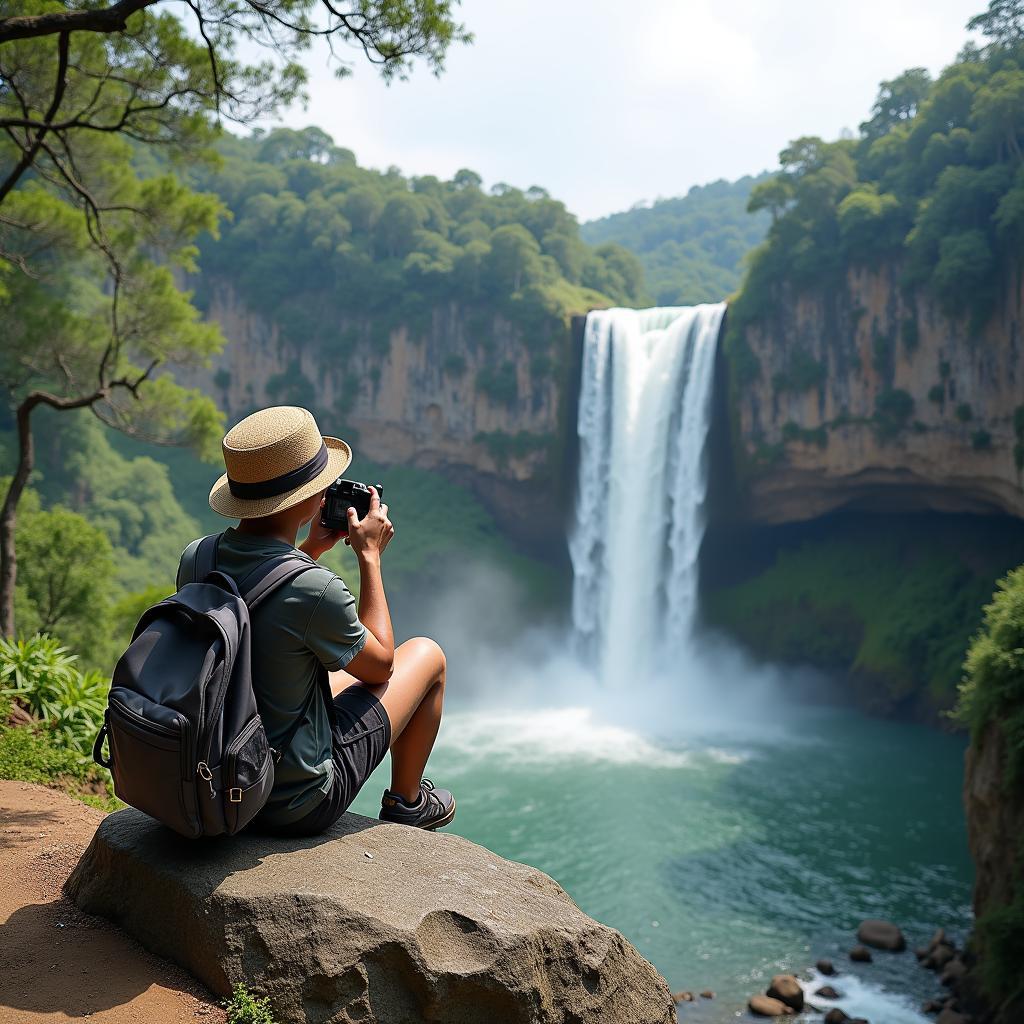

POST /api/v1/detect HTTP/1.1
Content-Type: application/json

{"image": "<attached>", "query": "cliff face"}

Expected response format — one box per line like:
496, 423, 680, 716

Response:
962, 722, 1024, 1024
729, 266, 1024, 524
192, 282, 576, 548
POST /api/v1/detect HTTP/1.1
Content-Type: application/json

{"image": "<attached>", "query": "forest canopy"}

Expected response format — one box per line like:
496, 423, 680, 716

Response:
730, 5, 1024, 332
581, 176, 771, 307
190, 127, 645, 351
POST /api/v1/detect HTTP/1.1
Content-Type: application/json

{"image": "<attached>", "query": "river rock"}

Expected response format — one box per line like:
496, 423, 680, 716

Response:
824, 1010, 850, 1023
65, 807, 676, 1024
815, 985, 841, 999
940, 959, 967, 987
748, 995, 793, 1016
849, 945, 873, 962
766, 974, 804, 1011
856, 918, 906, 951
816, 957, 836, 975
926, 943, 956, 970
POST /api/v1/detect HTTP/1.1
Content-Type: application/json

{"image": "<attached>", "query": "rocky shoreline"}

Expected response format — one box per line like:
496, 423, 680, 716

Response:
672, 917, 977, 1023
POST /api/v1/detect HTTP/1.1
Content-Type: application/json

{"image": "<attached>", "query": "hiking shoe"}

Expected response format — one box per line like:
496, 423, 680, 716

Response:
379, 779, 456, 830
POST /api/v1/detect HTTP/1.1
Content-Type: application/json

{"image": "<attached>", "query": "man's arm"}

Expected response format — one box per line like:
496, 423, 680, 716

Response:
307, 486, 395, 684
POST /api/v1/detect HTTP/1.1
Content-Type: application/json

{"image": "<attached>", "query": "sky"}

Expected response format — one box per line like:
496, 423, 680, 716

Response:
270, 0, 985, 223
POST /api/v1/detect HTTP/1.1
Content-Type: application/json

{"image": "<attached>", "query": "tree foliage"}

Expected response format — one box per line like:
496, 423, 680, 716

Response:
190, 126, 644, 358
581, 176, 771, 306
730, 2, 1024, 334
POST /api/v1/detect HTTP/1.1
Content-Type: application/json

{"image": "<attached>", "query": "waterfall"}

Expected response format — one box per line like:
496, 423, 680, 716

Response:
569, 304, 725, 684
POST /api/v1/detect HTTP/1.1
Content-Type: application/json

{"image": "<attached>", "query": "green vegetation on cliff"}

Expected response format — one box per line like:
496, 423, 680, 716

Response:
704, 514, 1024, 716
192, 126, 644, 353
958, 564, 1024, 1010
728, 2, 1024, 347
581, 176, 770, 306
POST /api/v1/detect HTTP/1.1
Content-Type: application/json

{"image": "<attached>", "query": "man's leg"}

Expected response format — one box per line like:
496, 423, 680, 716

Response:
329, 636, 446, 803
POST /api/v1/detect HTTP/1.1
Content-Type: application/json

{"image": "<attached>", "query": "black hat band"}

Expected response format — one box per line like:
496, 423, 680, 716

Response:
227, 441, 329, 500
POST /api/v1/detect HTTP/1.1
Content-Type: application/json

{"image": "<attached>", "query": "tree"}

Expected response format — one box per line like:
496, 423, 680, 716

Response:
859, 68, 933, 141
968, 0, 1024, 46
8, 485, 115, 661
0, 0, 471, 638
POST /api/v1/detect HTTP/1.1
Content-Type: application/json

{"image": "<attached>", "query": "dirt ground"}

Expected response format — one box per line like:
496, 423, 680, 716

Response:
0, 780, 226, 1024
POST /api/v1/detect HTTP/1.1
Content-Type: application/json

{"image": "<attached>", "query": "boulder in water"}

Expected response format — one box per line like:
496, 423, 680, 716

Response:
748, 994, 794, 1016
65, 807, 676, 1024
926, 943, 957, 970
849, 945, 873, 962
766, 974, 804, 1011
856, 918, 906, 951
699, 990, 714, 999
672, 991, 693, 1002
824, 1010, 850, 1023
816, 958, 837, 975
815, 985, 842, 999
940, 959, 967, 987
936, 1011, 968, 1024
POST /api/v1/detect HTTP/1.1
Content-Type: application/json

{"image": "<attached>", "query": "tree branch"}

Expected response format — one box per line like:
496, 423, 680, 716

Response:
0, 31, 70, 203
0, 0, 156, 44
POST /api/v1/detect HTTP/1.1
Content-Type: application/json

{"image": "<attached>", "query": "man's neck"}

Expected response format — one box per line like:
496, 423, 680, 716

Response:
235, 517, 300, 547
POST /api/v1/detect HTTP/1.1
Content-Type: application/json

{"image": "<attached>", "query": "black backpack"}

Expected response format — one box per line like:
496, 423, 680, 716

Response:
93, 534, 320, 838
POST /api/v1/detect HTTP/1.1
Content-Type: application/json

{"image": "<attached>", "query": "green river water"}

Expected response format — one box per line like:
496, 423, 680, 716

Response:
348, 675, 972, 1023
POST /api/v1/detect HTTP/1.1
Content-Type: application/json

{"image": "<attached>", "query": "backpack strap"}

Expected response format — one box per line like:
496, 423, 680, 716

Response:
191, 533, 221, 584
239, 554, 317, 610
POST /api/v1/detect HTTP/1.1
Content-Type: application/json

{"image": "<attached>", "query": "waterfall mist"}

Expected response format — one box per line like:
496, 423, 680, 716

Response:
394, 304, 813, 745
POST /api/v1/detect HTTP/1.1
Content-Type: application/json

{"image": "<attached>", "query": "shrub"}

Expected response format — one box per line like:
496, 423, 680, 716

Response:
0, 635, 108, 758
971, 429, 993, 450
956, 402, 974, 423
928, 383, 945, 404
873, 388, 914, 441
773, 349, 825, 393
225, 983, 277, 1024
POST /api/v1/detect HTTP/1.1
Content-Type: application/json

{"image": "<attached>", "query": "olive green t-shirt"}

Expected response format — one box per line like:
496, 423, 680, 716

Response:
176, 528, 367, 826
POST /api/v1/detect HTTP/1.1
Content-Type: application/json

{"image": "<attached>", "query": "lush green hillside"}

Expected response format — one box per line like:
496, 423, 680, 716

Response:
581, 176, 771, 306
703, 513, 1024, 719
190, 127, 644, 350
728, 6, 1024, 345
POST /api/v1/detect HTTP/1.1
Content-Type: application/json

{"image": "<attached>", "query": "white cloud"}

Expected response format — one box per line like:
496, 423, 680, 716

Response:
270, 0, 985, 221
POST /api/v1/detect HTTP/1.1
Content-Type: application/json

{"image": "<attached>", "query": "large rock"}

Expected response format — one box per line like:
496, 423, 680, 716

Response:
65, 808, 674, 1024
748, 994, 793, 1016
767, 974, 804, 1011
856, 918, 906, 952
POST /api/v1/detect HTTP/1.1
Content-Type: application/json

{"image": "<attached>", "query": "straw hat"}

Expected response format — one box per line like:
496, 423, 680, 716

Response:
209, 406, 352, 519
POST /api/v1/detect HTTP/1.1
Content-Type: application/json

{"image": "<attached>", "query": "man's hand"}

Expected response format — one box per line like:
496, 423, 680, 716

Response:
301, 496, 346, 561
345, 486, 394, 560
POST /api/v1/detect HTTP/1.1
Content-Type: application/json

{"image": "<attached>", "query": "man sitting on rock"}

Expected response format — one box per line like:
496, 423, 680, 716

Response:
176, 405, 455, 836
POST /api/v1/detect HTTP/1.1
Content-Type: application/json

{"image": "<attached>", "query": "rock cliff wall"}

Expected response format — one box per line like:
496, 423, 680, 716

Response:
189, 281, 579, 549
961, 722, 1024, 1024
726, 266, 1024, 524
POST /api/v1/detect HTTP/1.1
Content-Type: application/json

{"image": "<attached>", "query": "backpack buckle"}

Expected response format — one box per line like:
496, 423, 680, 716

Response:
229, 787, 243, 803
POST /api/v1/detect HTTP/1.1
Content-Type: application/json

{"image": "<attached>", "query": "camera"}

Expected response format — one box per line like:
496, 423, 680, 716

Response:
320, 478, 383, 532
